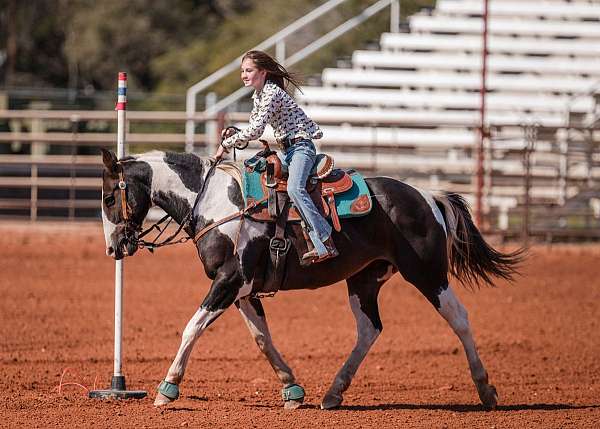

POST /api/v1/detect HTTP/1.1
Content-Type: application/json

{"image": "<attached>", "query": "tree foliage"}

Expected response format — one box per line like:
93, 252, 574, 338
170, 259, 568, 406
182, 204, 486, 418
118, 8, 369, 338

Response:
0, 0, 434, 107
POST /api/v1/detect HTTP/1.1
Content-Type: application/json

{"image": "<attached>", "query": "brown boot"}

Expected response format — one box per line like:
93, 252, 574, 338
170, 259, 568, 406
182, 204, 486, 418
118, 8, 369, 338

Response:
301, 236, 338, 264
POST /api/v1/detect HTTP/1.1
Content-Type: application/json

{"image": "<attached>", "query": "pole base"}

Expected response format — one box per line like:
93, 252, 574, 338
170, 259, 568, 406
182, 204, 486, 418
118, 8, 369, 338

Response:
89, 375, 147, 399
89, 389, 147, 399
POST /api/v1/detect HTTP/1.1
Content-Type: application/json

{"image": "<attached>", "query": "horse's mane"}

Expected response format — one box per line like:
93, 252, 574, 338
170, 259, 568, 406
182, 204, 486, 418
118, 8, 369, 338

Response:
131, 150, 213, 171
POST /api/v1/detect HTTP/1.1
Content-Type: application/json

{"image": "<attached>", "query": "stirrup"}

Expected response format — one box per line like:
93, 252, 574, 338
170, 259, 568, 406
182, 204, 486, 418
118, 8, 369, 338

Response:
301, 248, 320, 262
301, 248, 337, 264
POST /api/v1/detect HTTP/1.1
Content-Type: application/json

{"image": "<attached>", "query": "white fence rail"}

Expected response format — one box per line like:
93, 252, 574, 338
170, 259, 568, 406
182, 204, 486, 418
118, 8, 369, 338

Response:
1, 109, 600, 242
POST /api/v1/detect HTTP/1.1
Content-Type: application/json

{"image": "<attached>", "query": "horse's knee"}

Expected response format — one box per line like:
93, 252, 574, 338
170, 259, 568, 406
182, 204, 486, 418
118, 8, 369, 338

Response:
181, 325, 198, 343
359, 327, 380, 348
437, 286, 471, 336
452, 306, 470, 337
202, 275, 243, 312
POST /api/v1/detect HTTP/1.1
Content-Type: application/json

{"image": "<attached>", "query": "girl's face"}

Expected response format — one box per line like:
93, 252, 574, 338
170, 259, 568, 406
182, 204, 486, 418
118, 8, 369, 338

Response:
241, 58, 267, 91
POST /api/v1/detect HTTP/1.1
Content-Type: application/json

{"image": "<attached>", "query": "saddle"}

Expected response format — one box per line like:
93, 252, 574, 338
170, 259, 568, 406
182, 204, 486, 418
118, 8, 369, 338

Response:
244, 151, 370, 232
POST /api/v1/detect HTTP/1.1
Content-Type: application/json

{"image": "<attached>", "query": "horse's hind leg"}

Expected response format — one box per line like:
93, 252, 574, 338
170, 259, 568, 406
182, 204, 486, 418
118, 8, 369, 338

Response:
321, 260, 393, 410
434, 284, 498, 409
236, 297, 303, 409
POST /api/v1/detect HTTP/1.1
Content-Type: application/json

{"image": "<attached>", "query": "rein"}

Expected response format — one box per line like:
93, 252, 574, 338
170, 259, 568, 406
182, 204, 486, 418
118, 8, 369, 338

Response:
123, 159, 222, 252
120, 128, 260, 253
192, 196, 268, 244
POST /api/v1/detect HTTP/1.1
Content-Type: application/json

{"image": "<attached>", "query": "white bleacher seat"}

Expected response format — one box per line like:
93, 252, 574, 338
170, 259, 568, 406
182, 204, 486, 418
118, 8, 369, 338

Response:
303, 106, 564, 127
409, 14, 600, 38
321, 68, 597, 95
436, 0, 600, 20
234, 122, 556, 152
297, 87, 593, 113
351, 50, 600, 77
324, 151, 562, 177
318, 125, 476, 147
379, 33, 600, 58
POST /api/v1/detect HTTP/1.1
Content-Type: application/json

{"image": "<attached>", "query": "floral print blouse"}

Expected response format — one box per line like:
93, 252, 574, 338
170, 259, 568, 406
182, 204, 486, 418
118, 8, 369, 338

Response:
221, 81, 323, 149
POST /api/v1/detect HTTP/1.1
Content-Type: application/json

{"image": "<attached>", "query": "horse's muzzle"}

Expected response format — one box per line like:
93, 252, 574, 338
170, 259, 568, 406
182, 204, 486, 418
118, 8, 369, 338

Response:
106, 234, 138, 260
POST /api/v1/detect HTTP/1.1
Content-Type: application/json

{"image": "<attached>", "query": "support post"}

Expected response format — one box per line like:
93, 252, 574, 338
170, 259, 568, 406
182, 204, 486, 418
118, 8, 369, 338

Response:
205, 92, 218, 156
185, 92, 196, 153
89, 72, 146, 400
476, 0, 489, 227
390, 0, 400, 33
521, 124, 537, 246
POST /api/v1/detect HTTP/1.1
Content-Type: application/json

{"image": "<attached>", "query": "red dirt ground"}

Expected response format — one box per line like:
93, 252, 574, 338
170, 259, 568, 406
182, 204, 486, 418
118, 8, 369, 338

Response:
0, 222, 599, 428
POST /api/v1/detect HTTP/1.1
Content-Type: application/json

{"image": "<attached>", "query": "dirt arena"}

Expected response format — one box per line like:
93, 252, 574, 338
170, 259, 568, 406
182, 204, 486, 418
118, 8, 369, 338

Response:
0, 222, 599, 428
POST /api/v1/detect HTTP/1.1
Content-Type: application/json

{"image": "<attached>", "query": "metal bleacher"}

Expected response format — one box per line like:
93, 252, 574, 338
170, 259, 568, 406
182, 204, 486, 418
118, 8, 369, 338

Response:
289, 0, 600, 234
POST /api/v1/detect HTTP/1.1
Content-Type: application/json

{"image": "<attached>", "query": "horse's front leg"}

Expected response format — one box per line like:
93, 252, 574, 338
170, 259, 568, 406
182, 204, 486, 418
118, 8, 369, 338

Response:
236, 297, 304, 409
154, 258, 243, 407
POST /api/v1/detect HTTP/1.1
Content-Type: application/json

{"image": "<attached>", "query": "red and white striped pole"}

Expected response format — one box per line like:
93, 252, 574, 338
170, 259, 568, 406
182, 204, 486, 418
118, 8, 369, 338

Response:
90, 72, 146, 399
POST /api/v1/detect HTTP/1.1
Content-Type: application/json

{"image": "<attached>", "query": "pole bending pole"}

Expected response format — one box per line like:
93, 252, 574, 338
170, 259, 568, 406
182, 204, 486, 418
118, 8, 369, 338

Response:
90, 72, 146, 400
476, 0, 489, 227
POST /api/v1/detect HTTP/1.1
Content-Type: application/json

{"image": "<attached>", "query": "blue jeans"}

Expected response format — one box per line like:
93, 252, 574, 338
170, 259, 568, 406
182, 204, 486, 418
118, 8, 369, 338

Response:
278, 139, 331, 256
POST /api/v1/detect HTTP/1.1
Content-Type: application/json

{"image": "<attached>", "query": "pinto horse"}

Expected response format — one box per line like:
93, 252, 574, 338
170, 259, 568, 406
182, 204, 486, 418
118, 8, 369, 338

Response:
100, 148, 522, 410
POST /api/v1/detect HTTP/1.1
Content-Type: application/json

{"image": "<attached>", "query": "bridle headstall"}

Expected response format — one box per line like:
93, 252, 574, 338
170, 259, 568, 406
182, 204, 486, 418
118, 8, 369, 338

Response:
107, 157, 267, 254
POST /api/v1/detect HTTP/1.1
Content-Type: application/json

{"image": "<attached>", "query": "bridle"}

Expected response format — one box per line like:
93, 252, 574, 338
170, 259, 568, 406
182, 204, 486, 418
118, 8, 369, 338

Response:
105, 158, 224, 253
103, 165, 143, 252
104, 127, 266, 254
117, 170, 132, 224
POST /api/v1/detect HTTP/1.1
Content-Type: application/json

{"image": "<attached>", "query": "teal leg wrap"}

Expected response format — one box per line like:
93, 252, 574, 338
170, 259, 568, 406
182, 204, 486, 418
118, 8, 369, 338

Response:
157, 380, 180, 400
281, 384, 305, 401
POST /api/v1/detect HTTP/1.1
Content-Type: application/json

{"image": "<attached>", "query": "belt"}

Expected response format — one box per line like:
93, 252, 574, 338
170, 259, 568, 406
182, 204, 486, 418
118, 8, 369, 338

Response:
276, 136, 304, 151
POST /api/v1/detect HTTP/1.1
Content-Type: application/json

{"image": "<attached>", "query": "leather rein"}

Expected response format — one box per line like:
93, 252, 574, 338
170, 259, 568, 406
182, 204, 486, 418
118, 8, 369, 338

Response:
117, 151, 265, 253
117, 159, 220, 252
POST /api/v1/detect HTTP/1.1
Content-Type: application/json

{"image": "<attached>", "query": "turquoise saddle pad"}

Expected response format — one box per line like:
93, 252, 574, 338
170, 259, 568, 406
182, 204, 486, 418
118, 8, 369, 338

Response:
242, 169, 372, 218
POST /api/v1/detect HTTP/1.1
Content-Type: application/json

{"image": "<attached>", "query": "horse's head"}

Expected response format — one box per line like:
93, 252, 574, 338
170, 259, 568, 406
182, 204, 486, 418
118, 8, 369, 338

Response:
101, 148, 152, 259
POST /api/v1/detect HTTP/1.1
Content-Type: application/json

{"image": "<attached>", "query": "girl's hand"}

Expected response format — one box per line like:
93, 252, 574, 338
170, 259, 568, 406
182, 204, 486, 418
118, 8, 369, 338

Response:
221, 126, 239, 140
214, 144, 227, 160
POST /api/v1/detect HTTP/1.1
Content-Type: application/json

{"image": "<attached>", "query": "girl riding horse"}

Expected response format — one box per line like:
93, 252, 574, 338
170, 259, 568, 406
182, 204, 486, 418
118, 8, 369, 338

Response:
215, 50, 337, 263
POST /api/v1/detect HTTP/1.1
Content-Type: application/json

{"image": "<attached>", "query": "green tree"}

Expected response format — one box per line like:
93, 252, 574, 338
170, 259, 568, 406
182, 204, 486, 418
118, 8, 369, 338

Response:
0, 0, 434, 106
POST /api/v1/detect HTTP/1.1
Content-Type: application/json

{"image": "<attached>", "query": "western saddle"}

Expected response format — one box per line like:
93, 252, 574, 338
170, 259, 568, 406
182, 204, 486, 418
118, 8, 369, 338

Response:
245, 143, 364, 233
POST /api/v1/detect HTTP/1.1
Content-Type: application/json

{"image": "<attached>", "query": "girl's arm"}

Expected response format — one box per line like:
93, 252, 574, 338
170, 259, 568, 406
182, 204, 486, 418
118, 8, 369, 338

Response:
221, 84, 278, 149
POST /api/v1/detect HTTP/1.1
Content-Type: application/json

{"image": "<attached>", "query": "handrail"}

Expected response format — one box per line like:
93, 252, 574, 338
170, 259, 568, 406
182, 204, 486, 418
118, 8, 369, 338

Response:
184, 0, 401, 152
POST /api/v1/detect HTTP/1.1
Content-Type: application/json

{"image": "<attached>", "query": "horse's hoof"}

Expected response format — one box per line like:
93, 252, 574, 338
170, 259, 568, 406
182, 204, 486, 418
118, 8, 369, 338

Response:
320, 392, 343, 410
284, 399, 303, 410
478, 384, 498, 410
281, 384, 305, 409
154, 391, 174, 407
154, 380, 180, 407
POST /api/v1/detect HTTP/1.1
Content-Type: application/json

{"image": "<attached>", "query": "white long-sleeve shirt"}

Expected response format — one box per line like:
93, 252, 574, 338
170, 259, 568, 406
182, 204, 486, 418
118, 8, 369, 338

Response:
222, 81, 323, 149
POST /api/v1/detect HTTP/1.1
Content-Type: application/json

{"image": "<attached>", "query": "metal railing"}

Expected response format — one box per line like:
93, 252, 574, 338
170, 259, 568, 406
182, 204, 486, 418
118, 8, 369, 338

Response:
184, 0, 401, 152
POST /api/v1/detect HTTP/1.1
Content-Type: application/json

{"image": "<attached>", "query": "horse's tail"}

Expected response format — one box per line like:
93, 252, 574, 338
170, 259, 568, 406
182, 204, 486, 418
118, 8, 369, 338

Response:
433, 192, 525, 288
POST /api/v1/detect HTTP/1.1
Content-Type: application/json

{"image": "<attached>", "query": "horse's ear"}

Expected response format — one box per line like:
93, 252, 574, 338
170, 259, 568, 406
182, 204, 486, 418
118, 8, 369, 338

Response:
101, 148, 118, 173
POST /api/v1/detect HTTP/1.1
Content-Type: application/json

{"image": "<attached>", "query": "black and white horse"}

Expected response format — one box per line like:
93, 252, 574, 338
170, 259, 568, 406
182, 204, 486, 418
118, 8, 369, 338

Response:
100, 149, 522, 410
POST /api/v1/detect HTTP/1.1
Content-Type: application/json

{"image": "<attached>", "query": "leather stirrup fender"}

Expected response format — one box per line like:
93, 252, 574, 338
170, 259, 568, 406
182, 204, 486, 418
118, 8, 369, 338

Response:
324, 189, 341, 232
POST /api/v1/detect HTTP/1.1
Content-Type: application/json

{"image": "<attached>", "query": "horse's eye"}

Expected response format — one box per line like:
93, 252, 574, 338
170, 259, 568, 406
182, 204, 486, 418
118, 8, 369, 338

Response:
104, 194, 115, 207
